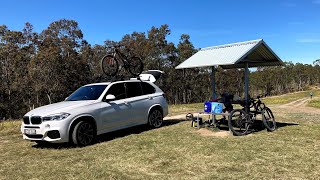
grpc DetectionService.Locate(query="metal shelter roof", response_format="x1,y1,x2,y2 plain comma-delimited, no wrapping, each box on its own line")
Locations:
175,39,284,69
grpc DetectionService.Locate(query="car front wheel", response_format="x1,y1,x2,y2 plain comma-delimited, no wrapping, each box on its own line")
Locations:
72,121,95,146
148,109,163,128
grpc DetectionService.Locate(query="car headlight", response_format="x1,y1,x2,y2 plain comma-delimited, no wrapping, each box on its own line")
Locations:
42,113,70,121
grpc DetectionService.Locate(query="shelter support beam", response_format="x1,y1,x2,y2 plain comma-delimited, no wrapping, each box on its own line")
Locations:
211,66,217,125
244,63,249,105
211,66,216,100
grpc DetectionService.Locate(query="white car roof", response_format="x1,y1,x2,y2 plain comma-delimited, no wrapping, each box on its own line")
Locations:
84,79,154,87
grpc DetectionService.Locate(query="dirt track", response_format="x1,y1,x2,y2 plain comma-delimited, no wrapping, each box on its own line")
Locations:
278,97,320,114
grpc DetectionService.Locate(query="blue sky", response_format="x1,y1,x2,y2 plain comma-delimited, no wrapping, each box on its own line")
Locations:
1,0,320,64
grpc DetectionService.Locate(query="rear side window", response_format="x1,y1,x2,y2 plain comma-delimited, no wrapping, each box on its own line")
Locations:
141,82,156,95
106,83,126,100
126,82,143,98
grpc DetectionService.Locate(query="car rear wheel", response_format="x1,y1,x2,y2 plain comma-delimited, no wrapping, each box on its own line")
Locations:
148,109,163,128
72,121,96,146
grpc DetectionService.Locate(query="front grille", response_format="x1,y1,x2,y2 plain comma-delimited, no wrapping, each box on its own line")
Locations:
31,116,42,124
23,116,30,124
25,134,43,139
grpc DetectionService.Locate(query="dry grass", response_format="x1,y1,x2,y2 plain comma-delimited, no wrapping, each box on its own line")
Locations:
262,90,319,105
168,103,203,115
308,99,320,109
1,98,320,179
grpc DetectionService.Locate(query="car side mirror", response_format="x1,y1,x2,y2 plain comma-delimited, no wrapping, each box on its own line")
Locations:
105,94,116,102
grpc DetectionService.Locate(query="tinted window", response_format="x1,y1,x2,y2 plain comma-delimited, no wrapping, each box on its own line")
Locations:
126,82,143,98
106,83,126,100
141,82,156,95
66,85,107,101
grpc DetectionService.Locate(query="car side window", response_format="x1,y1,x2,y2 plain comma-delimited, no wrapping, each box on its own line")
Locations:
125,82,143,98
141,82,156,95
105,83,126,100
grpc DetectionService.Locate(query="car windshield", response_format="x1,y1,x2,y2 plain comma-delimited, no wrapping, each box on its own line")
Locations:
66,85,108,101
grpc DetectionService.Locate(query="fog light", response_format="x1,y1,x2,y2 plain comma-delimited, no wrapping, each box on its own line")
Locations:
47,130,60,139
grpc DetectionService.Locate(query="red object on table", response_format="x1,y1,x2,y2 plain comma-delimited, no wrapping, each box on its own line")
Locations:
211,98,219,102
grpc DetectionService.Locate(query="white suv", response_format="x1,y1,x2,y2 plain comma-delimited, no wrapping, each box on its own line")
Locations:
21,77,168,146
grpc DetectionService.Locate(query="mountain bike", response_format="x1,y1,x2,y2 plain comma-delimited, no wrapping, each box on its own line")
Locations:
101,45,143,77
228,96,276,136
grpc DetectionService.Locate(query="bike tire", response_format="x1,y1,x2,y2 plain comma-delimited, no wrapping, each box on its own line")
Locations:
258,103,266,112
128,56,143,77
228,109,250,136
262,107,276,132
101,55,119,77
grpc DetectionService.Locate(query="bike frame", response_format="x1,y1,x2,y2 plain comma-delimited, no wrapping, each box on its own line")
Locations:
243,97,265,124
112,47,138,72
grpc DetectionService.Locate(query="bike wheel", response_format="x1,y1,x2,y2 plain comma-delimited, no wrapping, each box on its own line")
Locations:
101,55,119,77
128,56,143,77
228,109,250,136
262,107,276,132
258,103,266,112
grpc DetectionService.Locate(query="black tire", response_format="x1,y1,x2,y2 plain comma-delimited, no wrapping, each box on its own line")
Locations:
228,109,250,136
148,109,163,128
186,113,193,121
262,107,276,132
101,55,119,77
72,121,96,146
128,56,143,77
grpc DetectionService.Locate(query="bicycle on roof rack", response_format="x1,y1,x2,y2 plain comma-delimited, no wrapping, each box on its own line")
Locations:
101,45,143,77
228,96,276,136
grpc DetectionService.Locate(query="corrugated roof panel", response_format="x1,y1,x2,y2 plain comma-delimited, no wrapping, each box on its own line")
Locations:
175,39,283,69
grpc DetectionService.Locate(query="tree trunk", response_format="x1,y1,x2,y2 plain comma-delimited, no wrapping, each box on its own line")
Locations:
47,93,52,104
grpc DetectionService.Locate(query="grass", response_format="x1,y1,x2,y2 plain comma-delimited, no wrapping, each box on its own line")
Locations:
308,99,320,108
262,89,320,105
0,120,21,135
1,96,320,179
168,103,203,115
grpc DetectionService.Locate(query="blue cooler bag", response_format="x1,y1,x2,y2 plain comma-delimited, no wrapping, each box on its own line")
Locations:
204,102,212,113
211,102,223,113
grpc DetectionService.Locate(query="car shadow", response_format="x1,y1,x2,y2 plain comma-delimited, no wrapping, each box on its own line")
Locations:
31,119,184,149
96,119,183,143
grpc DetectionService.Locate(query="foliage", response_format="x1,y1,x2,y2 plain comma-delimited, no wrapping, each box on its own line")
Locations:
1,19,320,119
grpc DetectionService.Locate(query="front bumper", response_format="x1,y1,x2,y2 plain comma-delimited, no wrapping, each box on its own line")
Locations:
21,119,70,143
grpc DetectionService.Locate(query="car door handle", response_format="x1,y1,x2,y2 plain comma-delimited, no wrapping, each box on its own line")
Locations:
148,96,153,100
124,101,129,105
